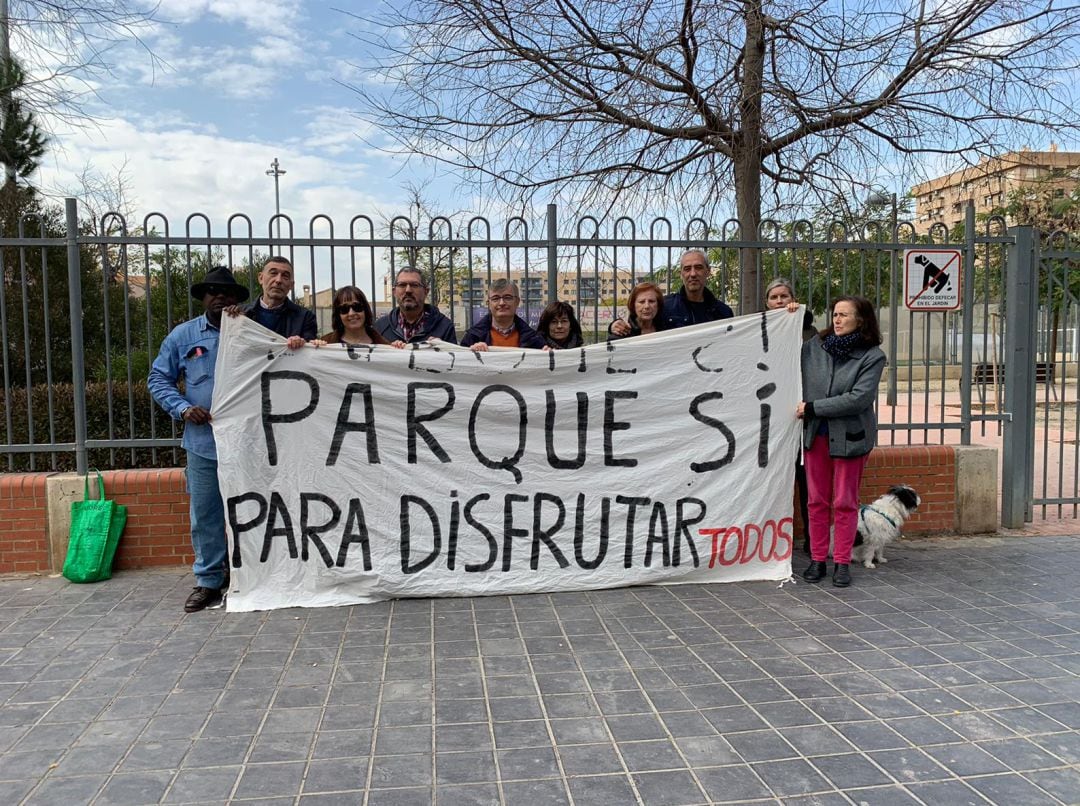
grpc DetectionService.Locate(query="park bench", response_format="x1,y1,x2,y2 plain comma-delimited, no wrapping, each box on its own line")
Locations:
970,361,1056,401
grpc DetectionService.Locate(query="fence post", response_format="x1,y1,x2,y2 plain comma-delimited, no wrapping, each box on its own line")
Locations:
546,203,557,304
1000,225,1037,527
65,197,88,475
959,201,975,445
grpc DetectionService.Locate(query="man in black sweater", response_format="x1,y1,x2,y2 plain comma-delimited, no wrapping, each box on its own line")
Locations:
240,256,318,344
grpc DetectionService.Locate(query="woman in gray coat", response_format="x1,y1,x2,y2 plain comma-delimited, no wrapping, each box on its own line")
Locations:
796,296,886,588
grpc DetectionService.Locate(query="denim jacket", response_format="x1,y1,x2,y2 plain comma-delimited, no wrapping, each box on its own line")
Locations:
148,315,221,459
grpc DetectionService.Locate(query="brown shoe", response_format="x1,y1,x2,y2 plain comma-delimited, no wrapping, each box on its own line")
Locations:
184,586,223,613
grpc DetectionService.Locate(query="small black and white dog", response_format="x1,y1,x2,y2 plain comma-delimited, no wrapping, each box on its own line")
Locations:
851,484,921,569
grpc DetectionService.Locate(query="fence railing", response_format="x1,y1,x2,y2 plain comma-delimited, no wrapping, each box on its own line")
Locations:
2,198,1013,474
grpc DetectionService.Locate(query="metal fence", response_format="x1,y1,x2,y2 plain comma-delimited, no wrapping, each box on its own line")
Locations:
1008,230,1080,522
0,197,1029,511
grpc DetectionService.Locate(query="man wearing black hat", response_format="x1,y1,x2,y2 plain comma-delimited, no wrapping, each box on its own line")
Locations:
149,266,248,613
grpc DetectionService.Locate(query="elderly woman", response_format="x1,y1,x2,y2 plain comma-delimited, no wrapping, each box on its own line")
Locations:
797,295,886,588
765,278,817,553
611,282,668,339
538,301,584,349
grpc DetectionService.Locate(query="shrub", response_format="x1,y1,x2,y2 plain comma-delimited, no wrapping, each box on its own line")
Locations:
0,380,186,472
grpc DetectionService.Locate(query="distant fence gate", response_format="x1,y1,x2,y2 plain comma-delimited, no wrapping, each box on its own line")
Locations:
0,199,1074,527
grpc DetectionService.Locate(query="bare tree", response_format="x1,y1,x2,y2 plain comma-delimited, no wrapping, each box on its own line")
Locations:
383,183,485,308
350,0,1080,311
2,0,159,128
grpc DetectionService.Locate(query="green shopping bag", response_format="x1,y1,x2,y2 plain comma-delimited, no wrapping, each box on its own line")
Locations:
61,472,127,583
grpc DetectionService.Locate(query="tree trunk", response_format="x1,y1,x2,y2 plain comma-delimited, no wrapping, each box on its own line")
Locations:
736,1,765,314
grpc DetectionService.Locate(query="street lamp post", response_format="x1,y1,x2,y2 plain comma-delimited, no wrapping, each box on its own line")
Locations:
868,190,899,407
266,157,286,241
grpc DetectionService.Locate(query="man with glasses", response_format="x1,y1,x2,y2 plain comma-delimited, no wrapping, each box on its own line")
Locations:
375,267,458,346
149,267,248,613
461,278,546,351
610,249,734,336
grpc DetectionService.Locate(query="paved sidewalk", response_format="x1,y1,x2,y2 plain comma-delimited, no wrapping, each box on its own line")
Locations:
1,535,1080,805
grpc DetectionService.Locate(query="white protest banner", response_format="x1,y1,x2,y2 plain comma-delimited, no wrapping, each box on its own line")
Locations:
212,309,805,611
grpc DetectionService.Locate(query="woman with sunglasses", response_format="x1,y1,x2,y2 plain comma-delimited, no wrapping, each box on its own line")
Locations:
319,286,392,347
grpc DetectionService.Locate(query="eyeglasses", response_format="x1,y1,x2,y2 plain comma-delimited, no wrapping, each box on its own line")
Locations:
489,295,518,304
204,285,235,296
395,282,423,290
337,302,366,315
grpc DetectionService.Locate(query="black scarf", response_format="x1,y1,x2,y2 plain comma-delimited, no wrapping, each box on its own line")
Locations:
821,332,862,359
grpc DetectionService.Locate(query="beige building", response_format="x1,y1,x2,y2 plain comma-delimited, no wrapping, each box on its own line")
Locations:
380,269,649,309
911,146,1080,229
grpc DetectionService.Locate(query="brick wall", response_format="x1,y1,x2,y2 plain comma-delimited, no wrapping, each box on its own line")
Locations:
0,473,51,573
864,445,955,532
793,445,956,537
102,469,193,571
2,446,960,575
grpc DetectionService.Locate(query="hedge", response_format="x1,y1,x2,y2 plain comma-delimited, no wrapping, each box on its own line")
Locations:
0,381,186,472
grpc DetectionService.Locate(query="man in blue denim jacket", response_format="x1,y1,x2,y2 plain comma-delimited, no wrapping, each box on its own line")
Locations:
148,267,248,612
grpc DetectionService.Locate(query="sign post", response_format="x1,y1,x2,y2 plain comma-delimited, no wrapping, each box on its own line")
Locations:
903,248,962,311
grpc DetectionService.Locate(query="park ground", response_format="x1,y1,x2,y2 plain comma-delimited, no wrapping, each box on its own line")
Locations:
1,532,1079,805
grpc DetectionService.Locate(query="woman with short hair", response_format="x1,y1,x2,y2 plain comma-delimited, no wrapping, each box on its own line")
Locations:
765,277,817,553
538,301,584,349
611,282,668,339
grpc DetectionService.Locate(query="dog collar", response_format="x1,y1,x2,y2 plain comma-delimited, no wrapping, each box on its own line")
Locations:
860,504,899,530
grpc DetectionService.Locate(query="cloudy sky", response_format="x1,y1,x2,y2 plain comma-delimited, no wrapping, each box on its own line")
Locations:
33,1,459,235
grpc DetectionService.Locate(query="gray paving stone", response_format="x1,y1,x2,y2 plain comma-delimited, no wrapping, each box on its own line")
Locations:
631,769,710,805
867,746,952,784
495,746,562,780
163,766,241,803
233,762,306,799
434,750,497,785
923,742,1011,776
565,773,638,804
696,764,773,803
752,757,833,798
809,752,893,789
96,770,173,806
23,773,106,805
966,773,1061,806
248,731,316,763
303,757,368,793
311,728,371,760
437,782,502,806
726,729,799,762
1027,767,1080,803
1,541,1079,804
366,786,433,806
557,742,624,775
370,753,434,789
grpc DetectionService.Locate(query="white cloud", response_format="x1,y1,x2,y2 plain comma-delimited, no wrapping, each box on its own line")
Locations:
37,114,388,228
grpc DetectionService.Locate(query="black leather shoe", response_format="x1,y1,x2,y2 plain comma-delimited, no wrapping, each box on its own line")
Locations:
832,563,852,588
184,586,223,613
802,561,827,583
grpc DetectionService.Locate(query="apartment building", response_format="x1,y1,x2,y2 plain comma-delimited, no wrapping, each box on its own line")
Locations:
381,269,647,308
911,146,1080,229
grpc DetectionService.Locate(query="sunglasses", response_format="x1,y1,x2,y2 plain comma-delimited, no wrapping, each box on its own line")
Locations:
204,285,237,296
337,302,366,315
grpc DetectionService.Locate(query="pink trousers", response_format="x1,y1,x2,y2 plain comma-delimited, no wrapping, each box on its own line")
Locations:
804,434,869,564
